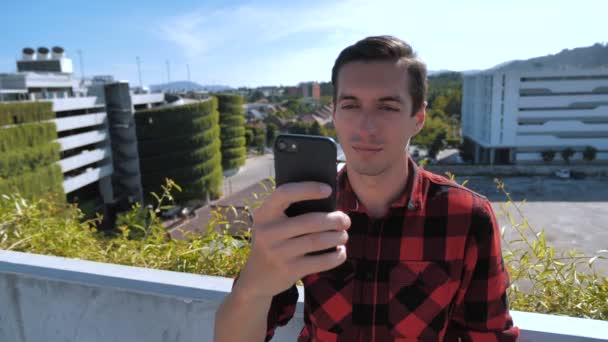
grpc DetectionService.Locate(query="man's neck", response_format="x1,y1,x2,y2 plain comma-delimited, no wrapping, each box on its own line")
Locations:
347,154,409,219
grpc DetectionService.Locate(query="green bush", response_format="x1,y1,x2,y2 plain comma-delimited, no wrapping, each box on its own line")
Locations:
0,142,60,178
0,102,54,126
0,179,253,277
0,164,64,200
217,94,246,171
0,122,58,152
137,100,223,202
444,173,607,320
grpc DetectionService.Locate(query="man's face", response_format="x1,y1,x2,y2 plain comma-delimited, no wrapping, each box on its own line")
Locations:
333,60,425,177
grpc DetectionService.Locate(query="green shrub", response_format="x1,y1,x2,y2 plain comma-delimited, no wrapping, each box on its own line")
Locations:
541,150,556,163
0,102,54,126
0,142,60,178
445,172,607,320
0,179,252,276
217,94,246,171
0,164,64,200
137,100,223,202
0,122,58,152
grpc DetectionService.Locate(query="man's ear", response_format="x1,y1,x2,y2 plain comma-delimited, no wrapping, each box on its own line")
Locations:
414,101,427,134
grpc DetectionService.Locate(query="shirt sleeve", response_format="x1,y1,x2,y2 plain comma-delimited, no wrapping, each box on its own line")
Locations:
446,197,520,341
231,273,299,341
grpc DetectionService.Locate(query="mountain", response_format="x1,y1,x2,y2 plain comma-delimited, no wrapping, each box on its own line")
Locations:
490,42,608,71
149,81,232,92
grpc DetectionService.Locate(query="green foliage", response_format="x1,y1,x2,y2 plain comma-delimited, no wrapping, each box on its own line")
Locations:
493,178,607,320
0,164,64,200
583,146,598,162
443,173,608,321
3,176,607,321
246,124,265,154
0,142,60,178
412,115,449,155
0,102,54,126
541,150,556,163
309,121,327,136
266,123,279,147
217,94,247,171
0,179,253,278
561,147,575,164
0,122,58,152
136,100,223,202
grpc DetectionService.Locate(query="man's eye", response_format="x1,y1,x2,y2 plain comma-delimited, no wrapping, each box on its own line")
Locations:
341,104,357,110
380,106,399,112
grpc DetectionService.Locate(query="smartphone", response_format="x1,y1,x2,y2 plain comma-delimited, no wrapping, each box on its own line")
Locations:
273,133,338,256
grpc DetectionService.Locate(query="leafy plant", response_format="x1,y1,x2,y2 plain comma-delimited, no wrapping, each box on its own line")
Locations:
446,172,607,320
541,150,556,163
583,146,598,162
561,147,575,164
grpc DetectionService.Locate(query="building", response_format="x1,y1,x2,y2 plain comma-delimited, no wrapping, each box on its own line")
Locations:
0,47,167,223
299,81,320,99
461,67,608,164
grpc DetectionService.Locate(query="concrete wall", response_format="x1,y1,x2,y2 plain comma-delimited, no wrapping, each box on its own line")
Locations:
426,164,608,177
1,250,607,342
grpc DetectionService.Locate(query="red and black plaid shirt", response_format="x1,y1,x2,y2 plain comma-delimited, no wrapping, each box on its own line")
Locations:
232,157,520,341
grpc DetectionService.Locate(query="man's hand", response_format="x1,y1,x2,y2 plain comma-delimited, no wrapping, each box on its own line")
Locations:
233,181,351,300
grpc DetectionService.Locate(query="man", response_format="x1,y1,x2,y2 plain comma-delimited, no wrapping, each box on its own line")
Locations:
215,35,519,341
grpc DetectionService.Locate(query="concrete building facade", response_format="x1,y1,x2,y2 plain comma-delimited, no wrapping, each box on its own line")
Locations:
461,68,608,164
0,47,166,221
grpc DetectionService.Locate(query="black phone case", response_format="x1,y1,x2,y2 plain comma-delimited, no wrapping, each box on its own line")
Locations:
274,134,338,255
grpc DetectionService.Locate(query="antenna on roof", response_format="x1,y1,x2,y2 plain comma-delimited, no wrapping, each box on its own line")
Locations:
77,49,85,84
136,56,143,88
166,60,171,83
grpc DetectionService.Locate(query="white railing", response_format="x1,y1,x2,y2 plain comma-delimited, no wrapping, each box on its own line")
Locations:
1,250,607,342
56,128,108,152
52,112,107,132
50,96,104,112
62,164,113,194
57,147,111,173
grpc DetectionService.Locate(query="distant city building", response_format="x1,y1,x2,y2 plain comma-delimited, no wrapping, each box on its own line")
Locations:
299,81,320,99
0,47,168,225
461,67,608,164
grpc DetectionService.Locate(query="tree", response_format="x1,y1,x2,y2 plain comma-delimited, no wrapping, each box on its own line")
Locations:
541,150,556,163
309,121,327,136
411,116,449,153
582,146,597,162
320,96,333,106
428,131,447,160
266,123,279,147
561,148,575,164
288,122,310,135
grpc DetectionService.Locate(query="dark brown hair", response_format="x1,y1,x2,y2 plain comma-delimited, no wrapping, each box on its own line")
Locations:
331,35,427,116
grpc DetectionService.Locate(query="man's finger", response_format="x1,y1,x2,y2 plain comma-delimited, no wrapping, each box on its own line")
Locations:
289,245,348,278
255,181,332,222
265,211,351,242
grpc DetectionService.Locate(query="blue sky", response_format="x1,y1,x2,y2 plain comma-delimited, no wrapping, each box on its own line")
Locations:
1,0,605,88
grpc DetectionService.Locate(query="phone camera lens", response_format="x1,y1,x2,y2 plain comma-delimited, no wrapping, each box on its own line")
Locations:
277,140,287,151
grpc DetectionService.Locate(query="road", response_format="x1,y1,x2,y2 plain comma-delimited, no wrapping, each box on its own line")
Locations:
222,154,275,196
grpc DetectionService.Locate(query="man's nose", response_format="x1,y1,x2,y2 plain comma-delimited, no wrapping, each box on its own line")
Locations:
357,112,378,134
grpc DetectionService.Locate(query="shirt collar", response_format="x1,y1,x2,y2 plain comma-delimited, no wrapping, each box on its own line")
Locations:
337,155,422,214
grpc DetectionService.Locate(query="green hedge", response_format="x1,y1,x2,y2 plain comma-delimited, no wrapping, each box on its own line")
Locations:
0,164,64,200
217,95,246,171
0,142,61,178
137,100,223,202
0,102,54,126
221,136,246,149
0,122,58,152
